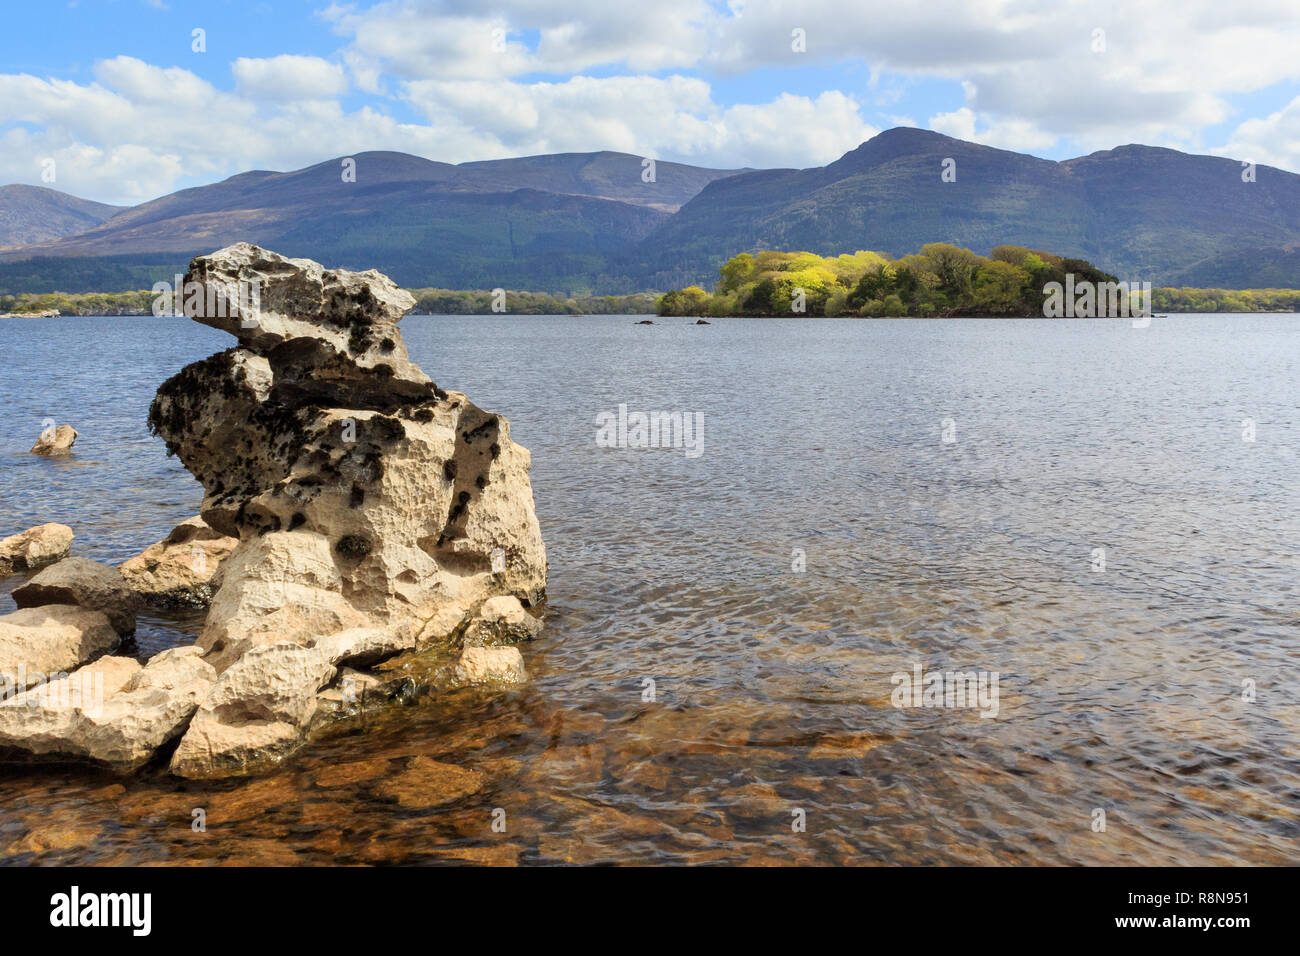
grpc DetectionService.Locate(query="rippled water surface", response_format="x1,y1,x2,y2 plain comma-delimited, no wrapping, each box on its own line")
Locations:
1,313,1297,865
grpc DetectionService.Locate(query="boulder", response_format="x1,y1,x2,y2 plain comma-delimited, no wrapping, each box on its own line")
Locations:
11,557,137,635
0,523,73,577
30,424,77,456
147,244,547,777
0,605,118,697
118,515,238,606
0,646,217,771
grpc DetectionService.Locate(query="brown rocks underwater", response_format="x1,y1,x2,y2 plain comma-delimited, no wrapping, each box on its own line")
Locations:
0,243,547,778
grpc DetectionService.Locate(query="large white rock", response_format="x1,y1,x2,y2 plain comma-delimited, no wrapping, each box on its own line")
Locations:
147,244,548,777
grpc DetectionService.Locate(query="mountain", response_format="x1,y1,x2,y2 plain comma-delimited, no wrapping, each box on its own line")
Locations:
4,132,1300,294
1163,242,1300,288
0,151,744,292
628,128,1300,289
0,185,125,247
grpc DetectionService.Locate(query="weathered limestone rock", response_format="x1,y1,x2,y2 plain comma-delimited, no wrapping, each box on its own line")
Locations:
0,605,118,696
11,558,137,635
30,425,77,456
0,647,216,771
118,516,237,606
451,645,528,687
0,523,73,577
147,243,547,777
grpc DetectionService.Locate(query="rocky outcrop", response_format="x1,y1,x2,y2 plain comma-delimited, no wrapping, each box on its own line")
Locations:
0,647,216,771
0,523,73,577
118,516,237,606
146,243,547,777
11,558,137,635
30,425,77,456
0,606,118,696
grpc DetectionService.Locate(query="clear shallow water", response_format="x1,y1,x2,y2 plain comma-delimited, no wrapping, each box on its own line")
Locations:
0,313,1297,865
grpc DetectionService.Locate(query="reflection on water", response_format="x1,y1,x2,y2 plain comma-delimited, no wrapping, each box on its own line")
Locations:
0,314,1297,865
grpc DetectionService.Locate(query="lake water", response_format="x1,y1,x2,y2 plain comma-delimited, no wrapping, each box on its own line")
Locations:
0,313,1297,865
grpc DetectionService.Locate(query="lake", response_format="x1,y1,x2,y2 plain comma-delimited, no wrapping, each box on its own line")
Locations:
0,313,1297,864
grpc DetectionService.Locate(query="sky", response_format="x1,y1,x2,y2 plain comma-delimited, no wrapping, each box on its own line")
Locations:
3,0,1300,205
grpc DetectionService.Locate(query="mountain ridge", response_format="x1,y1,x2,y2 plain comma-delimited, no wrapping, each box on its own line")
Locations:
3,130,1299,293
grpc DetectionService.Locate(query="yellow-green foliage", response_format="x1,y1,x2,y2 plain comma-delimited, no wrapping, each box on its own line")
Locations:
1151,287,1300,312
659,245,1063,317
655,244,1198,318
0,290,156,315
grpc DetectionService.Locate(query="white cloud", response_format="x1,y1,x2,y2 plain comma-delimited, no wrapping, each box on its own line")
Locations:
233,55,349,100
1216,94,1300,173
324,0,713,78
4,0,1300,204
403,76,876,168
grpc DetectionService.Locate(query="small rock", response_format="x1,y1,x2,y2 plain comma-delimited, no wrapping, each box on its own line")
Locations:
452,645,527,687
11,557,137,635
463,595,542,646
118,516,237,606
0,523,73,577
636,319,654,324
695,319,710,324
30,425,77,457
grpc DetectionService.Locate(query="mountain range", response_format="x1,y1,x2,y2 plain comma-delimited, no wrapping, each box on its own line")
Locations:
3,129,1298,294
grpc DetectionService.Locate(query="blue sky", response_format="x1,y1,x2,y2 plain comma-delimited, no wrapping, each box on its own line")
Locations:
4,0,1300,204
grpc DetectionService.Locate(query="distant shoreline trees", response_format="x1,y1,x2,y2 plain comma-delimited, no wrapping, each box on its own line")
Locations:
656,245,1300,317
659,244,1137,317
4,258,1300,317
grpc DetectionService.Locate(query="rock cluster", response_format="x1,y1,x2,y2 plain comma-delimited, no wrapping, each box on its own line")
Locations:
1,244,547,776
155,243,545,776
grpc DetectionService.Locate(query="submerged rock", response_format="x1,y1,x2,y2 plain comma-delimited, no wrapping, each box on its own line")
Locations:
0,523,73,577
452,645,528,687
372,756,484,808
11,557,137,635
30,425,77,457
118,515,238,607
145,243,547,777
